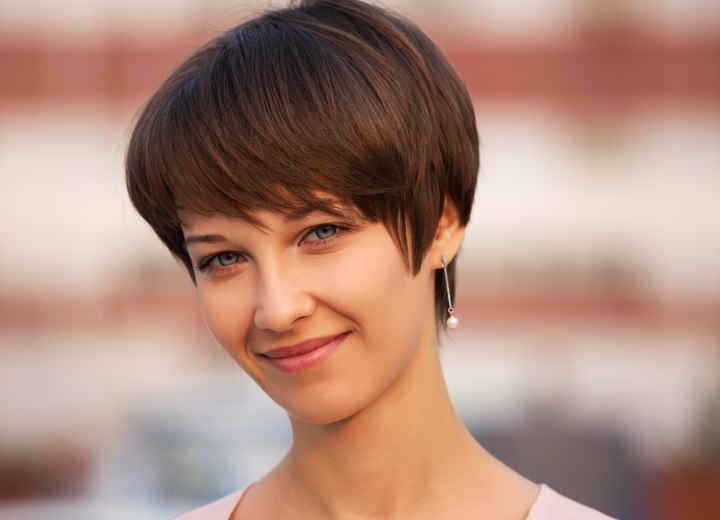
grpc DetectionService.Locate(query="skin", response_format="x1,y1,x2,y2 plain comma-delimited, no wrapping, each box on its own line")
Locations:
182,200,539,519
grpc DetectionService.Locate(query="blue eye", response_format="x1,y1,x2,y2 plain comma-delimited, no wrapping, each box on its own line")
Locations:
216,252,239,266
194,251,244,275
312,224,337,240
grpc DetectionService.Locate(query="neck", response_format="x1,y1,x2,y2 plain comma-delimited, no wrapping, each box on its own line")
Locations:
278,336,488,518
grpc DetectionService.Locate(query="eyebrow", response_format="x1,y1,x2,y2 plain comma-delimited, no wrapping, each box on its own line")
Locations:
283,208,313,223
183,234,227,249
283,204,355,223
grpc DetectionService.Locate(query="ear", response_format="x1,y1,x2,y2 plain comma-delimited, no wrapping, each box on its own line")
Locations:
427,196,465,269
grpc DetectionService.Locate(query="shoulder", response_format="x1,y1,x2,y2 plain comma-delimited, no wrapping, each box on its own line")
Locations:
173,488,247,520
526,485,617,520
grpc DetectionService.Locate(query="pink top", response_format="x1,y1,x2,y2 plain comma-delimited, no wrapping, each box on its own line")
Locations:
174,484,616,519
174,488,246,520
526,486,616,520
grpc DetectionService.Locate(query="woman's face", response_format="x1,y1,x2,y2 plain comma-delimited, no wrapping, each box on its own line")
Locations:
182,204,439,425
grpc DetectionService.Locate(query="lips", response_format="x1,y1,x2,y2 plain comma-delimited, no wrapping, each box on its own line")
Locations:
261,332,350,373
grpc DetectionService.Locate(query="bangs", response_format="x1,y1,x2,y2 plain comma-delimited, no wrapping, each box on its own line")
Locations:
128,9,437,244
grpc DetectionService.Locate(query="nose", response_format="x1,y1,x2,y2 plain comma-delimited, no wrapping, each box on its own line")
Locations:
253,259,316,332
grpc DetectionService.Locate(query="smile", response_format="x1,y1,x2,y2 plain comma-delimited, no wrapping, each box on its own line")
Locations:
261,332,350,373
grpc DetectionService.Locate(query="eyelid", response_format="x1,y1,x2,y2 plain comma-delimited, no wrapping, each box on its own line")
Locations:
194,250,243,271
299,223,351,246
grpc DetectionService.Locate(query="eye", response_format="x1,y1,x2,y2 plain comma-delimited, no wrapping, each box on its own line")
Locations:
193,250,245,276
300,223,349,249
299,222,353,250
215,252,240,266
311,224,338,240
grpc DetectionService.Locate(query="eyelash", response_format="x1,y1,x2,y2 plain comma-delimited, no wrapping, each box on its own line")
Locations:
194,223,351,275
300,223,349,248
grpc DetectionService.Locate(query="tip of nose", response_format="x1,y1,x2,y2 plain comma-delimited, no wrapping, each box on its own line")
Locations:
254,299,316,332
253,268,317,332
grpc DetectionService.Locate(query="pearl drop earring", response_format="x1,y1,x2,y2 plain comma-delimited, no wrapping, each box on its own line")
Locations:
441,255,459,329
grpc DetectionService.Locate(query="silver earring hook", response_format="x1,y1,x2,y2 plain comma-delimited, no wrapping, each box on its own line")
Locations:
441,255,459,329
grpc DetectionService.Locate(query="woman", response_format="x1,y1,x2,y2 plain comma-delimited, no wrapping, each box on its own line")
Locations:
126,1,615,518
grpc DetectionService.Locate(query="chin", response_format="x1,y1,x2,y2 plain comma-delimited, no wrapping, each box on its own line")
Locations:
288,408,352,426
278,387,374,427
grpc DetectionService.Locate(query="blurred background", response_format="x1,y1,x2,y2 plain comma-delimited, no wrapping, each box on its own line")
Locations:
1,0,719,518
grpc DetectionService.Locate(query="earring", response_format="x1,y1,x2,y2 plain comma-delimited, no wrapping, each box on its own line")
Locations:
441,254,459,329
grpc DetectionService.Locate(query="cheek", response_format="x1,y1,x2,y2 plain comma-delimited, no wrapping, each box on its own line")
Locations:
197,283,254,356
311,246,429,333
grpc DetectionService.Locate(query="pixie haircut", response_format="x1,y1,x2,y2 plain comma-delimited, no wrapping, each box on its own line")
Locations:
126,0,479,327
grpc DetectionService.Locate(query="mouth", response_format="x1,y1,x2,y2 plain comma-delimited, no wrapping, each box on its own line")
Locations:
261,332,350,373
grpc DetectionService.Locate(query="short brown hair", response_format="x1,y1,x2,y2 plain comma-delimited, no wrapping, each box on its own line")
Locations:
126,0,478,327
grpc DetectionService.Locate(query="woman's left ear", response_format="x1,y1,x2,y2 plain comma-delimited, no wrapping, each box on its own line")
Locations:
428,196,465,269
